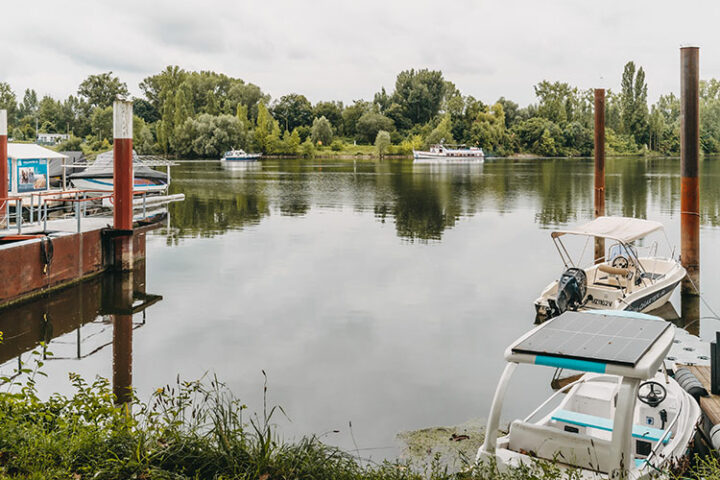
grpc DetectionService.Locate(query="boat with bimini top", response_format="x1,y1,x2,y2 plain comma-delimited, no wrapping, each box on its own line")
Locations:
477,310,701,479
534,216,686,320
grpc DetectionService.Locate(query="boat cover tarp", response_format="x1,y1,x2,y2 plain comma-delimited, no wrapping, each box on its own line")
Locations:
7,143,68,160
68,150,167,181
551,216,664,244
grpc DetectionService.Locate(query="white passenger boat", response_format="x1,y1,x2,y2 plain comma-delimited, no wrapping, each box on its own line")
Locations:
221,149,262,161
413,144,484,163
478,310,701,479
535,217,686,319
68,151,169,193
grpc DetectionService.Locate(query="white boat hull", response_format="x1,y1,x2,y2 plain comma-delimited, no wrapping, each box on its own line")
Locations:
480,372,701,479
413,152,484,163
221,154,262,161
535,258,686,319
71,177,168,193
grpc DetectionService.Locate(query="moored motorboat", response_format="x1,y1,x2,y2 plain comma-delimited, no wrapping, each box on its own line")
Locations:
477,310,701,479
68,151,169,193
413,144,484,163
221,149,262,161
535,217,686,320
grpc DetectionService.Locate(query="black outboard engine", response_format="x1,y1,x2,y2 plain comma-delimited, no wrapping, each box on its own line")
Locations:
548,268,587,317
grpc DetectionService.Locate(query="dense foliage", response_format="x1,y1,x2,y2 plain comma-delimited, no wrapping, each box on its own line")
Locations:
4,61,720,157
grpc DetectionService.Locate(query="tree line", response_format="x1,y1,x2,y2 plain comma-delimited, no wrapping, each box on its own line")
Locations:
2,62,720,158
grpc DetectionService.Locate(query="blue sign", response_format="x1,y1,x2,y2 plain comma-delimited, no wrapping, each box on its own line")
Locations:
16,158,48,193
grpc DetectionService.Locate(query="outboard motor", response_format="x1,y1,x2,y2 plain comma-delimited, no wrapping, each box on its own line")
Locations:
548,268,587,317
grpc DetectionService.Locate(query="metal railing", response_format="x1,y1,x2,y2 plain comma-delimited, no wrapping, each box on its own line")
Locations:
0,196,24,234
2,189,155,235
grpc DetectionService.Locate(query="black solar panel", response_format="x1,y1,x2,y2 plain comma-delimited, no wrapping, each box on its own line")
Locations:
512,311,670,366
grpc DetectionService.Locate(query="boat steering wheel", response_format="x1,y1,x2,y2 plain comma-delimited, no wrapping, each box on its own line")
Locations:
637,381,667,407
611,255,630,269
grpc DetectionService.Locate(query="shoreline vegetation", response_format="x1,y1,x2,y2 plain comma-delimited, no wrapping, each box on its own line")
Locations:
0,366,717,479
4,62,720,161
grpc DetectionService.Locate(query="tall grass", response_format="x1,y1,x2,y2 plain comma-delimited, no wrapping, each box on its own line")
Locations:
0,363,703,479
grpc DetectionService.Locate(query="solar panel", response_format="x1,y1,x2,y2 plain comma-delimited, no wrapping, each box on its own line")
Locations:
512,311,670,366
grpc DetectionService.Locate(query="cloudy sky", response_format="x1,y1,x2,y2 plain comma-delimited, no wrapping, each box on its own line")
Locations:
3,0,719,106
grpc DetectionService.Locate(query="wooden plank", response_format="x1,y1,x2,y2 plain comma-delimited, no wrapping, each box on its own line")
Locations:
680,364,720,425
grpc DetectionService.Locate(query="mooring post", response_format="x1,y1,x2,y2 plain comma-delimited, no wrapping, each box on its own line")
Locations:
113,100,134,271
594,89,606,264
0,109,7,229
681,46,700,295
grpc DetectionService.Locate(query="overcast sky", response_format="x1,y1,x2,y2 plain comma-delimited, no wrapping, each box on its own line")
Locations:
3,0,719,107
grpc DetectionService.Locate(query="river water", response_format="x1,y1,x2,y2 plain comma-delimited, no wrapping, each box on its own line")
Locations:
2,157,720,459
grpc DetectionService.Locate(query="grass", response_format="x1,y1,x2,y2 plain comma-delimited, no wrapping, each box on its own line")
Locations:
0,361,707,480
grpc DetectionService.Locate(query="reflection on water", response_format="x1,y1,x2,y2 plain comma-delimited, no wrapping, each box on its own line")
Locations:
166,157,720,243
2,156,720,459
0,262,161,404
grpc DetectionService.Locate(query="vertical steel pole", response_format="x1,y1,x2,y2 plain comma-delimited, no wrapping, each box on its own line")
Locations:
681,46,700,295
0,110,7,229
113,100,134,270
594,89,606,264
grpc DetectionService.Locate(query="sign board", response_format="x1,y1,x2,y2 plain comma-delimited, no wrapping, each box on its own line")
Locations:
15,158,48,193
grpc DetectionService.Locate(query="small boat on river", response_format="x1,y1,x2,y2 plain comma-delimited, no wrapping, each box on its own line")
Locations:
477,310,701,479
221,149,262,161
535,217,686,320
68,150,169,193
413,144,484,163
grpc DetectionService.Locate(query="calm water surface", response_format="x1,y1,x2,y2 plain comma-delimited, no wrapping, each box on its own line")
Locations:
3,157,720,458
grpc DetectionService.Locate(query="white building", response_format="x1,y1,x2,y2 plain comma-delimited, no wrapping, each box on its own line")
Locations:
37,133,69,145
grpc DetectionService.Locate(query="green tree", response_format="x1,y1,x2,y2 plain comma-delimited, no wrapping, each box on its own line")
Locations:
313,101,343,133
310,116,333,145
425,114,454,146
254,103,281,154
391,69,446,125
77,72,129,108
271,94,313,132
341,100,370,137
356,112,394,143
0,82,17,123
533,81,577,125
18,89,38,119
619,61,649,146
90,106,113,141
469,103,507,153
375,130,391,159
281,128,302,155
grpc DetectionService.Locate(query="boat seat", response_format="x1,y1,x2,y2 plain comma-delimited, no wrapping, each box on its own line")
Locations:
551,409,670,444
508,420,613,473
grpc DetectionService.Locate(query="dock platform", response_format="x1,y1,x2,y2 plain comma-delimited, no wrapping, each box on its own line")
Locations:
678,364,720,425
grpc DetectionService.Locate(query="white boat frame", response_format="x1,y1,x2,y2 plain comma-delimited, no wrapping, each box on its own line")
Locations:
535,217,686,318
477,310,701,479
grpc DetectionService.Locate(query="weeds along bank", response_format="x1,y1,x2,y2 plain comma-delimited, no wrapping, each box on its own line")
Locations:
1,368,718,480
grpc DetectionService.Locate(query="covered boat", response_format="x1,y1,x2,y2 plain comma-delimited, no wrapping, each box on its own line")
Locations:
535,217,686,319
68,150,169,193
477,310,701,479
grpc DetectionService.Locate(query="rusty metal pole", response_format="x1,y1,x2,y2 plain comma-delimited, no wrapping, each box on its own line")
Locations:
113,100,134,270
681,47,700,295
594,89,606,263
0,110,7,229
